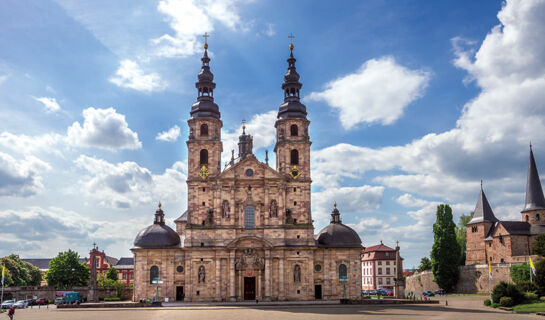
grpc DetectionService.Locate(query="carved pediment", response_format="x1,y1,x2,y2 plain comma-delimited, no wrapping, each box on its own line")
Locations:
217,155,286,180
234,248,265,271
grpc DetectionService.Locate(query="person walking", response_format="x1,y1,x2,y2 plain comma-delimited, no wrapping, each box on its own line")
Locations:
7,305,15,320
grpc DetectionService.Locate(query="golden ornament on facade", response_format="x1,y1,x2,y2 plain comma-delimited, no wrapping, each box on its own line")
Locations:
199,165,209,180
289,165,301,179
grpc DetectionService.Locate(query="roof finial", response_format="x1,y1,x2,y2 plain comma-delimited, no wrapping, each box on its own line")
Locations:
158,202,162,209
242,119,246,134
288,32,295,51
203,32,209,50
530,141,533,151
396,240,399,247
380,240,383,245
265,149,269,165
481,179,483,190
334,201,337,208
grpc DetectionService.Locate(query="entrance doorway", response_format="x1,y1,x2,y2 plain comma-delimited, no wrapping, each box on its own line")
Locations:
244,277,256,300
314,284,322,300
176,286,184,301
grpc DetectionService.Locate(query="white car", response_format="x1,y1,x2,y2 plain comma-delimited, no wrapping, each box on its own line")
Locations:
1,300,15,309
13,300,28,309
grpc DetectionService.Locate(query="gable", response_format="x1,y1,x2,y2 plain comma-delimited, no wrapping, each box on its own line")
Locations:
216,155,286,180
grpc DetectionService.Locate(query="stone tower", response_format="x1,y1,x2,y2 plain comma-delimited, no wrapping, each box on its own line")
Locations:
465,186,499,264
186,39,223,226
521,146,545,226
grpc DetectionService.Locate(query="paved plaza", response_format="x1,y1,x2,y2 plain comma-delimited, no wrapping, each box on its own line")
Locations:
5,296,544,320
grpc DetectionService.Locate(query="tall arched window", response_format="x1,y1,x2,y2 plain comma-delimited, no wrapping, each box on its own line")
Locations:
150,266,159,284
200,149,208,165
339,264,347,280
244,205,255,229
200,123,208,136
290,124,298,136
290,149,299,165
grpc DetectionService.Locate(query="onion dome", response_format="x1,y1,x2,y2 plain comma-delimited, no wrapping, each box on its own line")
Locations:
277,35,307,119
190,33,220,120
134,203,181,249
522,145,545,212
316,203,362,248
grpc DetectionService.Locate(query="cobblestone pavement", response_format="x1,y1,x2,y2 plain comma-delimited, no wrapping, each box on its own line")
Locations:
7,296,543,320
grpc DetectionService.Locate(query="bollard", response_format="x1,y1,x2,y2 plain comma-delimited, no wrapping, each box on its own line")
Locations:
445,300,448,306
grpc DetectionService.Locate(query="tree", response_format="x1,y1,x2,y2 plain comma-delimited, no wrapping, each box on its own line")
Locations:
431,204,461,291
532,234,545,257
0,254,42,287
455,213,473,265
510,263,531,284
534,259,545,293
418,257,432,272
106,267,118,281
45,250,89,288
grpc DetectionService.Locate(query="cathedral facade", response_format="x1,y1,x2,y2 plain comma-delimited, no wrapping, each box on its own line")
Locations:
131,41,363,302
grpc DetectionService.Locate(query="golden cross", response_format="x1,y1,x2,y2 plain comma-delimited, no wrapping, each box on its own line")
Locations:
203,32,209,44
288,33,295,44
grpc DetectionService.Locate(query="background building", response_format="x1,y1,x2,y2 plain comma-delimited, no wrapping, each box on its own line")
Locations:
361,243,402,290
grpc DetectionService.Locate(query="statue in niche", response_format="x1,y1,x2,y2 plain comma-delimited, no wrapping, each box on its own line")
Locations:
206,208,214,225
198,266,205,283
285,208,295,224
222,200,230,218
294,264,301,283
269,200,278,218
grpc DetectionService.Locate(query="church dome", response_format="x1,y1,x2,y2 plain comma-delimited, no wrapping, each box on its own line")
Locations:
316,204,362,248
134,204,181,249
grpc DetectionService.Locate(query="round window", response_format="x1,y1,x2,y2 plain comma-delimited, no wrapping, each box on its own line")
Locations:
314,264,322,272
245,168,254,177
176,266,184,273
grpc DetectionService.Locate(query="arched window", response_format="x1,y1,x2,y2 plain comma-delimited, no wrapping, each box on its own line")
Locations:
526,215,530,222
200,149,208,165
537,214,540,221
149,266,159,284
339,264,347,280
290,124,298,136
244,205,255,229
200,123,208,136
290,149,299,165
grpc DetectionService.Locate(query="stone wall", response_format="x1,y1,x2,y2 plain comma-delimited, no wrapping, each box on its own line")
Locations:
2,286,133,301
406,263,515,293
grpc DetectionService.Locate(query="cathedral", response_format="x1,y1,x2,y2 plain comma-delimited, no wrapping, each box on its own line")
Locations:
131,40,363,302
466,147,545,265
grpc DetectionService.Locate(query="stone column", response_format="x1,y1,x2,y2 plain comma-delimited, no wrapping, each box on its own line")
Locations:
229,250,236,301
394,243,405,299
264,250,271,301
215,257,221,301
88,247,98,302
264,185,270,225
230,185,236,226
279,250,285,300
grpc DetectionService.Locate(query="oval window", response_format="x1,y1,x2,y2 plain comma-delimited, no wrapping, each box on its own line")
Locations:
314,264,322,272
245,168,254,177
176,266,184,273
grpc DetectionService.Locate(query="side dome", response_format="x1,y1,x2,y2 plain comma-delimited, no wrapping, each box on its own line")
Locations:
134,204,181,249
316,204,362,248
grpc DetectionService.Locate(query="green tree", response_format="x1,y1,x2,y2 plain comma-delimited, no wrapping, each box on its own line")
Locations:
455,213,473,265
532,234,545,257
534,259,545,294
45,250,89,288
418,257,432,272
510,263,531,284
106,267,118,281
0,254,42,286
431,204,461,291
98,273,125,298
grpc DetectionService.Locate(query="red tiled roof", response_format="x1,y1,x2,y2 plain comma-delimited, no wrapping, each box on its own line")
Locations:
363,244,395,253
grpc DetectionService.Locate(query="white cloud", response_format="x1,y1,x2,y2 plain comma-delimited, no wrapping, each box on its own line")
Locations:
221,110,277,163
0,73,9,85
109,59,167,92
67,107,142,151
307,57,430,128
264,23,275,37
156,125,181,142
0,152,51,197
74,155,187,209
34,96,61,113
0,132,64,156
153,0,246,58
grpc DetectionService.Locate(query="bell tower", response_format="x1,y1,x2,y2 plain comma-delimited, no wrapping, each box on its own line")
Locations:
274,35,311,180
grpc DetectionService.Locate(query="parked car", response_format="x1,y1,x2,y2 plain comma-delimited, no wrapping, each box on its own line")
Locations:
422,291,435,297
386,289,394,296
54,297,65,305
13,300,28,309
368,290,377,295
434,289,446,295
25,299,35,306
377,289,388,296
35,298,48,305
361,290,368,296
1,300,16,309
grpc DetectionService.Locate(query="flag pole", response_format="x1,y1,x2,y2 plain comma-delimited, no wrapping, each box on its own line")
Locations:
1,265,4,305
488,261,493,304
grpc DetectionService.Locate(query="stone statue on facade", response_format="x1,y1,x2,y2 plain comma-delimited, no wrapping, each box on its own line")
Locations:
198,266,206,283
294,264,301,283
269,200,278,218
222,200,230,218
206,208,214,225
285,208,295,224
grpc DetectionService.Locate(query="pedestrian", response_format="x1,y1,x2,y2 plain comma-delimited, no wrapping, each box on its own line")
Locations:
181,292,185,301
8,305,15,320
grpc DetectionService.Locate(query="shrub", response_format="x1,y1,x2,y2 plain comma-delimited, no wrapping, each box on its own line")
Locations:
492,281,524,305
524,292,539,302
510,263,531,284
104,297,121,301
483,298,491,306
516,280,538,293
499,296,514,307
490,302,500,308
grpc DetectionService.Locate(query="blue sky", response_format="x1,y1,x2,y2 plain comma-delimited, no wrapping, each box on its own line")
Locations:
1,0,544,268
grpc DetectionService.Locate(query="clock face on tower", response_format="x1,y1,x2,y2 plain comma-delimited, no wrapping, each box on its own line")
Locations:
199,165,209,180
289,165,301,179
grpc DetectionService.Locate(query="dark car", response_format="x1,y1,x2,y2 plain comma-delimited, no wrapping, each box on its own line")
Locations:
368,290,377,295
434,289,446,295
35,298,48,305
423,291,435,297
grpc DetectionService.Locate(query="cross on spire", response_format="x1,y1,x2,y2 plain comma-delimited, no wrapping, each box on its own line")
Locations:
288,33,295,51
203,32,209,50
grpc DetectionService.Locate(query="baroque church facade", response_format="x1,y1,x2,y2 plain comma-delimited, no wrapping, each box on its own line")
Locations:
466,147,545,265
131,41,363,302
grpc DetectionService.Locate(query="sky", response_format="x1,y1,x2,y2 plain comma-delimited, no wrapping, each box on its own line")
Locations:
1,0,544,268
